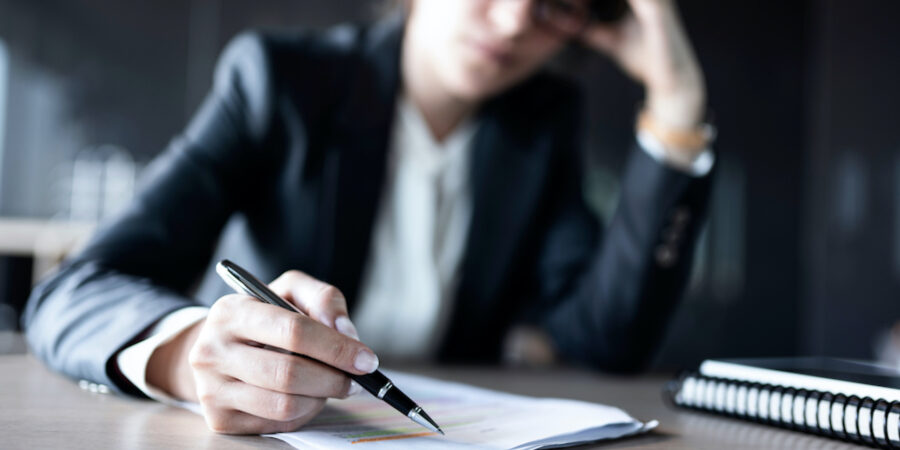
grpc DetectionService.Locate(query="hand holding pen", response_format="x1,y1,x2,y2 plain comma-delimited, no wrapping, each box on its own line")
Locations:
216,260,442,434
145,261,440,435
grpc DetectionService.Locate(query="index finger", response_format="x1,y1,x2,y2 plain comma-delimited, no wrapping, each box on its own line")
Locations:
225,298,379,375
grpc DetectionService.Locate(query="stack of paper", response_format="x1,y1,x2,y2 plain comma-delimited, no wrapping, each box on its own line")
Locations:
267,371,657,449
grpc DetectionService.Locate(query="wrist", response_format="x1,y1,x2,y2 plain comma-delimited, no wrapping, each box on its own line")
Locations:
146,320,203,402
636,107,714,162
646,89,706,130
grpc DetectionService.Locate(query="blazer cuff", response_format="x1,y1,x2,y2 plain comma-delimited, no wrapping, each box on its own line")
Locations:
117,306,208,405
637,131,715,177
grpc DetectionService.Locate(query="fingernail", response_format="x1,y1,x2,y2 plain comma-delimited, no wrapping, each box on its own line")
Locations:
354,349,379,373
335,316,360,340
348,380,362,396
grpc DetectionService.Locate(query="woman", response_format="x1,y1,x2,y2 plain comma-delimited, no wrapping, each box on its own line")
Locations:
25,0,713,434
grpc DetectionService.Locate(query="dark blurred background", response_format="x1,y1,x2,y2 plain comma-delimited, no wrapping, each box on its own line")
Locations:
0,0,898,369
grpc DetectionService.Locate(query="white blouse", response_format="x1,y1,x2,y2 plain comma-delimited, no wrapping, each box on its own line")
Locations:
352,95,479,360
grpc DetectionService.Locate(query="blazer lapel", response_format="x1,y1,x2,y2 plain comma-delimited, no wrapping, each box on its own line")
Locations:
445,95,556,357
323,16,403,301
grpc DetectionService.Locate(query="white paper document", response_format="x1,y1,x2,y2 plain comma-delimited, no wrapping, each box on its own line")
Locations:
267,371,657,449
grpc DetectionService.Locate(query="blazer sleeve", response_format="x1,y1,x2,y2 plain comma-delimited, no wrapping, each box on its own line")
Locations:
21,32,278,394
538,121,713,373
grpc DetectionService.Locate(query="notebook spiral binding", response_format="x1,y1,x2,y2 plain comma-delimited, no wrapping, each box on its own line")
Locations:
665,371,900,448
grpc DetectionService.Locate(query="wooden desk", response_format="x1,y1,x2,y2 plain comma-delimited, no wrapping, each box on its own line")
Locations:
0,334,863,449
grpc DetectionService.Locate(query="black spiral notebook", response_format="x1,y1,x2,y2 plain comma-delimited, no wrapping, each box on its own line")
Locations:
665,357,900,447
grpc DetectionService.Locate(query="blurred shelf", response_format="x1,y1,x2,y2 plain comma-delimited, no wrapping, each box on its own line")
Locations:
0,218,95,283
0,218,94,256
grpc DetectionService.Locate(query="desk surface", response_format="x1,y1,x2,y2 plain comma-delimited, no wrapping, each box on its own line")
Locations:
0,334,863,449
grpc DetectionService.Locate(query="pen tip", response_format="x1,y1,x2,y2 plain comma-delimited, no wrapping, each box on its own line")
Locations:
409,407,443,435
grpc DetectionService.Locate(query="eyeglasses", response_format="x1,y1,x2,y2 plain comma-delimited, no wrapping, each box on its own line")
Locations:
531,0,593,36
529,0,628,36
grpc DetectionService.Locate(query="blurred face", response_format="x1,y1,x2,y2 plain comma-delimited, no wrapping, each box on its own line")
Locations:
405,0,583,102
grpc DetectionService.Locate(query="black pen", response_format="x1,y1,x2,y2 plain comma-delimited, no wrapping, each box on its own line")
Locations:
215,259,443,435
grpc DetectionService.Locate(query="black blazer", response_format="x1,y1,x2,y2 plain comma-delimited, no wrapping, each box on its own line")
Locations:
23,16,711,395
